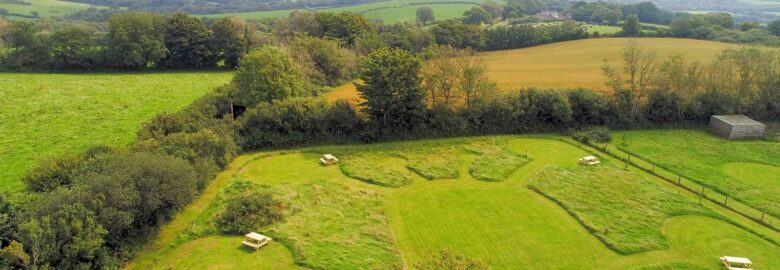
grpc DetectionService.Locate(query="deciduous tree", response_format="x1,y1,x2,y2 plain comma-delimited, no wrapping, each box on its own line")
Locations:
107,12,167,68
232,47,305,107
163,12,211,68
416,6,435,25
210,16,250,67
357,48,427,131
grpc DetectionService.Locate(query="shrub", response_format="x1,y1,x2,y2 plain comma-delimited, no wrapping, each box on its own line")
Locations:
22,153,85,192
215,190,285,234
238,97,329,149
469,146,530,182
571,126,612,144
78,152,199,241
567,89,609,127
161,128,238,169
414,249,488,270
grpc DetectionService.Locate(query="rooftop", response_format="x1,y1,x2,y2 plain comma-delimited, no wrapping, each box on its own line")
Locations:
712,115,765,126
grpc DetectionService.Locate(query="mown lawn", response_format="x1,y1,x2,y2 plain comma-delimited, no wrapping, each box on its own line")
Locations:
127,135,780,270
0,71,233,192
614,129,780,218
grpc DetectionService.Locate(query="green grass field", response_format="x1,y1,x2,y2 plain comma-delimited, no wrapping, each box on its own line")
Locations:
198,0,480,24
326,38,744,103
0,0,102,18
613,129,780,219
0,71,233,192
127,135,780,270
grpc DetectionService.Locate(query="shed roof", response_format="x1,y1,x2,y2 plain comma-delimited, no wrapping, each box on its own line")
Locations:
712,115,765,126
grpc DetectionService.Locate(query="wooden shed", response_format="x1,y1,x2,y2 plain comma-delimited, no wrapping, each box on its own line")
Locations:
708,115,766,140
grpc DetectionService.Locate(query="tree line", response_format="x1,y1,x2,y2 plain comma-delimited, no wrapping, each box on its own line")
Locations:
5,5,780,71
0,10,593,70
0,12,253,69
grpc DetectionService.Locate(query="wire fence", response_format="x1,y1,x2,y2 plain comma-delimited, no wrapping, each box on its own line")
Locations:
564,138,778,232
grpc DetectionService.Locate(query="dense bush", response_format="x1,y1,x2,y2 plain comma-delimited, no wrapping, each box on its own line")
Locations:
430,20,486,50
238,97,366,149
291,37,358,86
22,153,85,192
215,190,285,234
484,21,587,51
571,126,612,144
414,249,488,270
567,89,610,127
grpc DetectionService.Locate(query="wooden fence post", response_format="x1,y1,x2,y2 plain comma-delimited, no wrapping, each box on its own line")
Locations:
761,212,766,223
724,196,728,205
677,175,681,185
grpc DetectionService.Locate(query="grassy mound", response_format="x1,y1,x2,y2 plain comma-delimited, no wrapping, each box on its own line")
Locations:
616,129,780,218
339,154,414,187
0,71,233,192
529,165,714,254
400,146,461,180
468,145,530,182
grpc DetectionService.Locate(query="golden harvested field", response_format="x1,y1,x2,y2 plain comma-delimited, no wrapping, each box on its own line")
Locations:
326,38,745,102
481,38,742,91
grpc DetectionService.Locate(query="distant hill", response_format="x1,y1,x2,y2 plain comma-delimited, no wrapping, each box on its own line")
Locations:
58,0,386,14
587,0,778,22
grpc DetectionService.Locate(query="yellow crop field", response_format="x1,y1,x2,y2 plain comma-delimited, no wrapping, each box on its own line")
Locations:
326,38,747,103
480,38,743,91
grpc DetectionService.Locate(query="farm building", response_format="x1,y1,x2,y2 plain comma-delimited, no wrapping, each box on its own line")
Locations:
708,115,766,140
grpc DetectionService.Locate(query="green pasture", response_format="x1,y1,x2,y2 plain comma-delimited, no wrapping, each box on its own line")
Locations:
614,130,780,218
127,135,780,270
198,0,480,24
0,71,233,192
0,0,102,18
583,24,622,35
